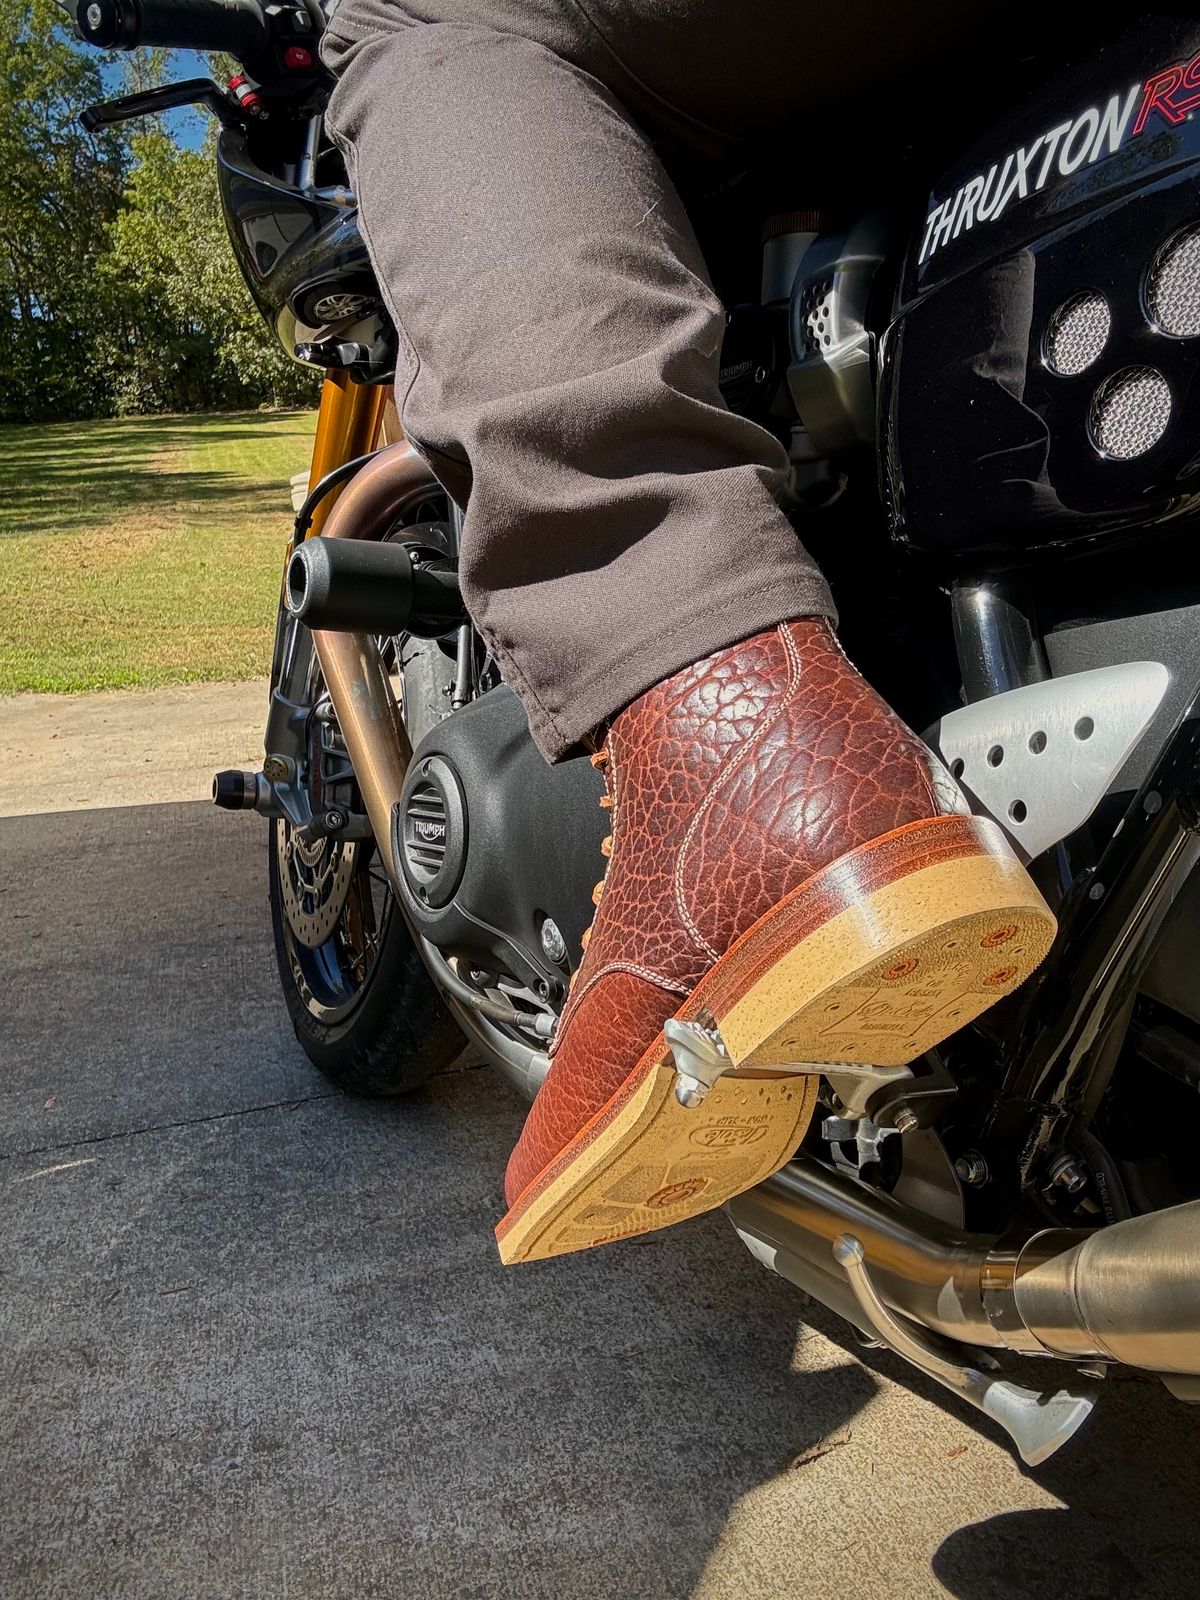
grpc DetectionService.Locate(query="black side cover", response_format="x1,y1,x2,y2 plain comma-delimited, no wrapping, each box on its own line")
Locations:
881,17,1200,557
393,686,607,997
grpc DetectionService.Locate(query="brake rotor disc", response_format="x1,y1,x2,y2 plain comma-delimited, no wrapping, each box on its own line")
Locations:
276,824,359,949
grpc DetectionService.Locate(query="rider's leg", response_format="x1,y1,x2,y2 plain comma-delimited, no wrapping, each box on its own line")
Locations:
322,3,835,762
322,2,1056,1261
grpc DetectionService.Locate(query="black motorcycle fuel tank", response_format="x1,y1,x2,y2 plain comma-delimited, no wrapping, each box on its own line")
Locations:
880,16,1200,558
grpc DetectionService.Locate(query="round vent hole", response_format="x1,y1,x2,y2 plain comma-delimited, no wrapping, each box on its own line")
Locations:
1148,225,1200,337
1029,730,1047,755
987,745,1004,768
1046,291,1111,375
1074,716,1095,741
950,758,965,779
1090,367,1171,459
1009,800,1028,824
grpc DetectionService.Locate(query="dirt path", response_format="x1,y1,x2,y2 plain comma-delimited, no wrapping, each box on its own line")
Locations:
0,680,267,816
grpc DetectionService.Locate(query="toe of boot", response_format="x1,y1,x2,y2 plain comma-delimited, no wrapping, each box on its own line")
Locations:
503,970,685,1207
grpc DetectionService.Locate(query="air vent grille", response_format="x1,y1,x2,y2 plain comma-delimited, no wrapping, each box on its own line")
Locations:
1045,291,1110,376
1090,366,1172,460
1148,226,1200,337
405,781,448,878
396,754,466,912
799,277,835,355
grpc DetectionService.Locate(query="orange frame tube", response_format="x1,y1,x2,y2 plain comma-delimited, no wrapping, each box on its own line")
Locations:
304,371,390,536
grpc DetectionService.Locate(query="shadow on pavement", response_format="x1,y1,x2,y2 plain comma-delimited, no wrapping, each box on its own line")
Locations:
3,800,1198,1600
1,801,873,1600
817,1317,1200,1600
930,1372,1200,1599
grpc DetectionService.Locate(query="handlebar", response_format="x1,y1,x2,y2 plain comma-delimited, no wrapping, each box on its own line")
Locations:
74,0,269,62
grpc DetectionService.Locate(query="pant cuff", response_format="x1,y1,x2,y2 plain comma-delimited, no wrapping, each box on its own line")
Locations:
501,567,837,762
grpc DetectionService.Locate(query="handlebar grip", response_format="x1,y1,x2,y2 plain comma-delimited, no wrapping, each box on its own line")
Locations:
75,0,268,61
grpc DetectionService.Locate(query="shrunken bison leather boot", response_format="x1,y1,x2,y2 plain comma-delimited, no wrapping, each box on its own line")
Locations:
496,620,1056,1264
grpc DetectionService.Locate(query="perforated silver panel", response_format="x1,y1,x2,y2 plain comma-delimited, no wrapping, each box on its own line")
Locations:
1090,366,1172,459
1149,226,1200,337
933,662,1169,861
799,276,835,355
1045,291,1110,375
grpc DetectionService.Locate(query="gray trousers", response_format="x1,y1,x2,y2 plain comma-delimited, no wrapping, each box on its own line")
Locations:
321,2,978,759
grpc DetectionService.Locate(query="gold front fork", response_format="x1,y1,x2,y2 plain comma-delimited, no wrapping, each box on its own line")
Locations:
304,371,390,535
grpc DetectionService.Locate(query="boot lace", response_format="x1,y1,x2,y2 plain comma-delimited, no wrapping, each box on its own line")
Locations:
570,747,612,987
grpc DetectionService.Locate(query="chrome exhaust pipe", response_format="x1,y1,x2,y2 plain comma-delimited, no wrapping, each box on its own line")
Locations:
729,1160,1200,1461
1010,1201,1200,1374
729,1159,1027,1351
729,1160,1200,1382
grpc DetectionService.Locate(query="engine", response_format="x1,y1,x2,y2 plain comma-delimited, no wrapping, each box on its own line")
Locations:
393,686,607,1005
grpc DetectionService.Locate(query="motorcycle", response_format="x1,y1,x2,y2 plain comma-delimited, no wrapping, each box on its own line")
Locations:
71,0,1200,1464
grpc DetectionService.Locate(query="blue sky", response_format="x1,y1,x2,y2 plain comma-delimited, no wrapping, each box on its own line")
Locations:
97,49,211,149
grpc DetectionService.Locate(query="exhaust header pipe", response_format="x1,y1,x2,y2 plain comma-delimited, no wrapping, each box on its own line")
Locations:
728,1160,1200,1375
286,536,465,637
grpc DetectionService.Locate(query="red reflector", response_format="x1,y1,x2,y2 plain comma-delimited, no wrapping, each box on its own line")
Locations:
284,45,313,69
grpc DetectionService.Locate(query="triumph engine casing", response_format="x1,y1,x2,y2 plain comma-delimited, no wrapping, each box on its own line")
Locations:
393,687,607,997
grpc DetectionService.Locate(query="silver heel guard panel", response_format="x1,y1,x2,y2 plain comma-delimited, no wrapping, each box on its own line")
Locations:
932,661,1169,861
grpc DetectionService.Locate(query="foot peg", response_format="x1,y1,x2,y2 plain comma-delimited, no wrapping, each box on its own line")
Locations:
663,1010,731,1106
664,1013,913,1121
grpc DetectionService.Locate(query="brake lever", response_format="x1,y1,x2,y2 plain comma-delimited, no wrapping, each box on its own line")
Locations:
80,77,244,133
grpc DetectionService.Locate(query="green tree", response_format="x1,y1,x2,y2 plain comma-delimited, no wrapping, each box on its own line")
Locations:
101,126,317,414
0,0,128,419
0,4,316,419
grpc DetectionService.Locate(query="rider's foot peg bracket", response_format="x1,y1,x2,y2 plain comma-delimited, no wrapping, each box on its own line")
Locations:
663,1013,912,1120
663,1011,732,1106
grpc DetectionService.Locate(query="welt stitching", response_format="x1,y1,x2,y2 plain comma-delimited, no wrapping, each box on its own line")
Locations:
560,960,691,1023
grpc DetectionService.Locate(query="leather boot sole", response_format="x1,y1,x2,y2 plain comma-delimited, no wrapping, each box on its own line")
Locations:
496,814,1056,1265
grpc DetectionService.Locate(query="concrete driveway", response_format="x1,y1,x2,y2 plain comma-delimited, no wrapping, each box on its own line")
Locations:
2,724,1200,1597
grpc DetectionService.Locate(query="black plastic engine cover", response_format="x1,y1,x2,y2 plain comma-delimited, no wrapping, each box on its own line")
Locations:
881,16,1200,558
393,686,607,997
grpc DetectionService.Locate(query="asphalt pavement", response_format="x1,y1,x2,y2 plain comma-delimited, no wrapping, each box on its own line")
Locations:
3,793,1200,1600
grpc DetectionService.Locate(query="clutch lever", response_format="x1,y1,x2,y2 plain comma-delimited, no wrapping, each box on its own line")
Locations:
80,77,244,133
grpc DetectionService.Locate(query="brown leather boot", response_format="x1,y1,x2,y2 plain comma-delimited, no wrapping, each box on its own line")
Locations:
496,620,1055,1264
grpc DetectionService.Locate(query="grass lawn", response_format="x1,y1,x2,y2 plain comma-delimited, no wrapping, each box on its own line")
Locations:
0,410,317,694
